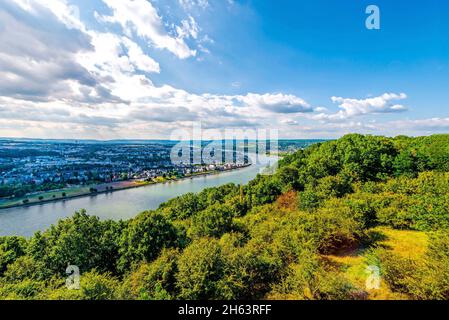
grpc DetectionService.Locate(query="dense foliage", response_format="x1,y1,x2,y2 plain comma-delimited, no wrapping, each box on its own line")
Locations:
1,134,449,300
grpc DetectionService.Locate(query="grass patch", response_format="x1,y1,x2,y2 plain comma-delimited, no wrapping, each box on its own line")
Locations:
323,227,428,300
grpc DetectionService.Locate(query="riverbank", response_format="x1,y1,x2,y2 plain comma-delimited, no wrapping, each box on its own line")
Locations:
0,164,251,210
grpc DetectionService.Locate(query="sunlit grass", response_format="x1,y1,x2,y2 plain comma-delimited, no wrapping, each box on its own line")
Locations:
373,226,428,259
323,226,428,300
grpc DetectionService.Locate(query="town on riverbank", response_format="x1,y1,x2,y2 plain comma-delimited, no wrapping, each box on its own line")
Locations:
0,138,322,210
0,139,253,209
0,162,251,210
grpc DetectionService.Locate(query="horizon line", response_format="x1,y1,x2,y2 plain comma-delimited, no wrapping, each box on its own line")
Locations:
1,133,445,142
0,137,332,143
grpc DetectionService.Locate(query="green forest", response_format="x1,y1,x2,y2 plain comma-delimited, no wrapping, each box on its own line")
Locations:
1,134,449,300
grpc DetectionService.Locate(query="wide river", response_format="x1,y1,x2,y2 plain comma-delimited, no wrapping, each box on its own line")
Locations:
0,156,272,237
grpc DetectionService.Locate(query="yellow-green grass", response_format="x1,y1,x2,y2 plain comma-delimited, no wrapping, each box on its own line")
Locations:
323,227,428,300
373,227,428,259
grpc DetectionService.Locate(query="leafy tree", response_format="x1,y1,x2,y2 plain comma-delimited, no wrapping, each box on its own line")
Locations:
26,211,123,277
46,271,119,300
0,236,27,276
120,248,180,300
1,133,449,300
393,150,417,177
275,165,300,191
176,238,225,299
268,254,354,300
246,175,282,206
118,211,181,272
159,193,203,220
190,203,235,238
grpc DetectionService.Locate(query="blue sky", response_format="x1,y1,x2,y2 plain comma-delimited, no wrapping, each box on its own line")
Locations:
0,0,448,139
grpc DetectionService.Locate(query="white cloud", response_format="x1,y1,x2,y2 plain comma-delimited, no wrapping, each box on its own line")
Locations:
121,37,160,73
388,117,449,131
281,119,299,126
1,1,441,140
331,92,408,117
12,0,85,30
0,1,123,104
176,16,199,40
74,31,163,105
99,0,196,59
310,93,408,122
314,107,328,113
236,93,312,113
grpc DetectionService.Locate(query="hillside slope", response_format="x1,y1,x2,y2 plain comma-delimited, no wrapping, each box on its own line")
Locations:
1,134,449,300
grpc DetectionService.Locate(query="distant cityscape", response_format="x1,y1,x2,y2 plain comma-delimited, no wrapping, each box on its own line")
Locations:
0,139,326,203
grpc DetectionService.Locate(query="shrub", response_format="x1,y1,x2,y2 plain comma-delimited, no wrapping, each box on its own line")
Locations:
0,236,27,276
176,238,225,299
118,211,181,272
268,254,355,300
121,248,180,300
190,203,235,238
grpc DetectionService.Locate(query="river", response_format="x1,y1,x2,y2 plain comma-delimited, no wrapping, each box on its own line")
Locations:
0,156,272,237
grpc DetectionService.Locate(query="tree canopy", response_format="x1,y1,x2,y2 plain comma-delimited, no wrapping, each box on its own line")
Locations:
1,134,449,300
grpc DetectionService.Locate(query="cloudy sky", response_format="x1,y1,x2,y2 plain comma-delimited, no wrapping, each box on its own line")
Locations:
0,0,448,139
